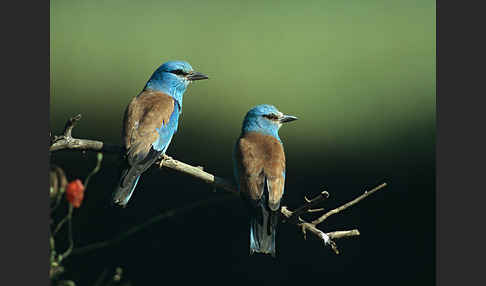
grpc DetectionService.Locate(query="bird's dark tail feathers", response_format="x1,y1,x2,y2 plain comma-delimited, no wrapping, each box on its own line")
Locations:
112,148,161,207
249,192,279,257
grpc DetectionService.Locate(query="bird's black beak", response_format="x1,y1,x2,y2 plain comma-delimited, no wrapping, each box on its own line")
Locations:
187,71,209,81
279,114,298,123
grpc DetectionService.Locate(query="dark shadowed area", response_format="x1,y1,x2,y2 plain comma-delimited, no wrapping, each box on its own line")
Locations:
50,0,435,285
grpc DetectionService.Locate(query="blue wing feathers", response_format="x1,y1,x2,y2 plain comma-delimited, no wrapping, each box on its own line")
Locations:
152,106,180,152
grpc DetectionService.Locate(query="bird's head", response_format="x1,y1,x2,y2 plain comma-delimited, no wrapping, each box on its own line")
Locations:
242,104,298,140
144,60,208,107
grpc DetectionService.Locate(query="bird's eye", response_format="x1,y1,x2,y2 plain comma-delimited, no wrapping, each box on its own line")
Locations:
171,69,187,76
263,114,279,120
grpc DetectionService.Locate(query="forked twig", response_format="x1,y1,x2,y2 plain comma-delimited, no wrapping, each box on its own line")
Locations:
285,190,329,224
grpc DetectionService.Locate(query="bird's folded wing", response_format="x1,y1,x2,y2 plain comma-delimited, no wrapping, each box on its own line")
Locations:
235,136,265,202
122,90,176,164
263,137,286,210
236,132,286,210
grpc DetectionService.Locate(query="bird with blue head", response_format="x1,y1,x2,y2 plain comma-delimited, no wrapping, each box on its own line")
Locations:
233,104,298,257
112,61,208,207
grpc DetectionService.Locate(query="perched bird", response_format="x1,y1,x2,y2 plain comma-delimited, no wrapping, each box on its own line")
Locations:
233,104,298,256
112,61,208,207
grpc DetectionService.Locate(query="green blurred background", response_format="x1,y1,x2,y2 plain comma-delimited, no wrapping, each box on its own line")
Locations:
50,0,435,285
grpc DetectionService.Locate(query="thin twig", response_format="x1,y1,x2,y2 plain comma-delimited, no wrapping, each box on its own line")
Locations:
50,236,56,263
312,183,387,226
83,153,103,189
307,208,326,213
327,229,361,239
57,205,74,263
64,114,82,138
53,213,69,236
51,190,65,214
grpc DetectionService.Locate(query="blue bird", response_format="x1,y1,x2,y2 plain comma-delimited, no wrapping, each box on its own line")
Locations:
233,104,298,256
112,61,208,207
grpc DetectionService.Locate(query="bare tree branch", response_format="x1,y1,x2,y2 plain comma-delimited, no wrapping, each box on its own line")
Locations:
51,114,387,255
280,206,360,254
157,155,237,194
